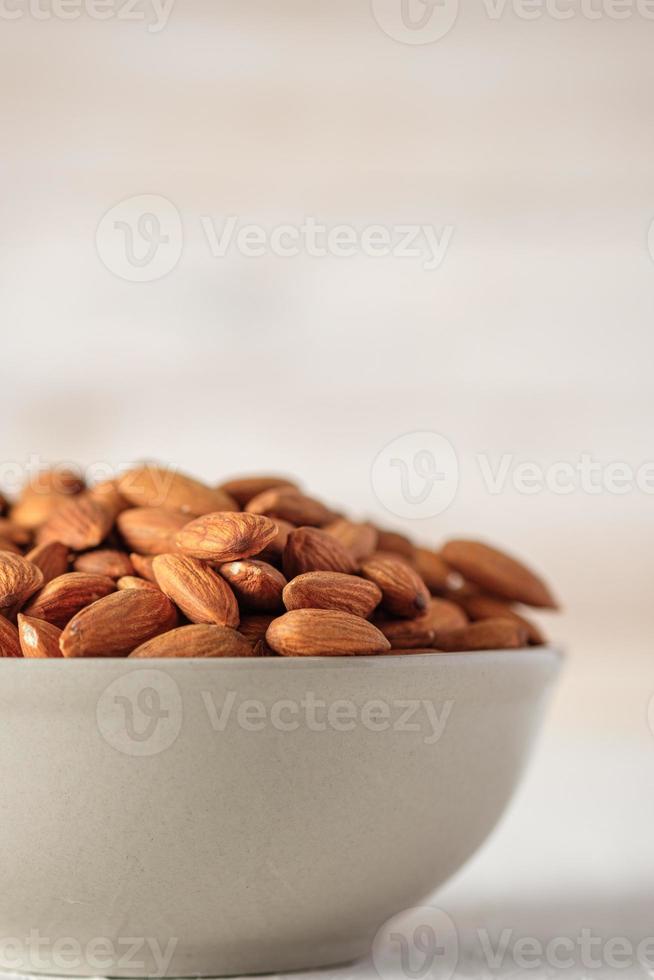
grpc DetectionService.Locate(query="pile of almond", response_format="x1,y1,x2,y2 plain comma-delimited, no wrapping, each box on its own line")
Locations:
0,467,558,659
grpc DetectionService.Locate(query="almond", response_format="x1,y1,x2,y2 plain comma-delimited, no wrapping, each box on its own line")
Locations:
175,511,278,563
10,468,84,530
17,614,63,658
217,475,298,508
238,614,275,645
60,588,178,657
0,518,31,547
378,648,450,656
87,479,130,520
117,507,188,556
37,494,113,551
0,553,44,617
130,624,253,658
267,608,390,656
23,572,117,628
460,595,545,646
433,618,528,652
117,576,160,592
283,527,357,578
0,492,7,516
283,571,382,618
374,528,416,561
246,487,336,527
254,518,294,565
119,466,238,516
0,538,21,554
219,560,286,612
252,637,276,657
360,555,429,618
324,519,378,562
441,540,558,609
25,541,70,585
413,548,453,594
74,549,134,580
152,554,239,626
376,597,467,649
0,615,21,657
130,553,157,582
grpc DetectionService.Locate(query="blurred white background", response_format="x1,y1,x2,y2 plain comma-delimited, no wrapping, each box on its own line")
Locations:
1,0,653,974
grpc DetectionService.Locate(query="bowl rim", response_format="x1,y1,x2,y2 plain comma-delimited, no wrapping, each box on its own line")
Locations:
0,646,564,670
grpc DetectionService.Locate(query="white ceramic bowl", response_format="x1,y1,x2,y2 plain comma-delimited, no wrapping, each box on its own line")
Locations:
0,649,560,978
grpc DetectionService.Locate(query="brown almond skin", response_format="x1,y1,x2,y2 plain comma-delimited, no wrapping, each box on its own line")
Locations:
283,527,357,579
17,614,63,658
413,548,453,594
360,555,430,619
130,624,254,659
87,480,130,520
434,618,528,652
117,507,189,556
37,494,114,551
219,560,287,612
460,595,545,646
374,529,416,561
60,589,178,658
0,538,21,555
378,648,451,656
117,576,160,592
10,469,84,530
130,553,157,582
254,519,295,565
441,540,558,609
267,609,390,657
23,572,117,629
283,572,382,618
238,614,275,645
376,597,468,649
0,615,22,657
153,554,239,627
25,541,70,585
119,466,238,516
324,519,378,562
0,552,44,617
246,488,336,527
0,518,31,547
74,549,134,580
176,512,278,563
217,476,298,508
